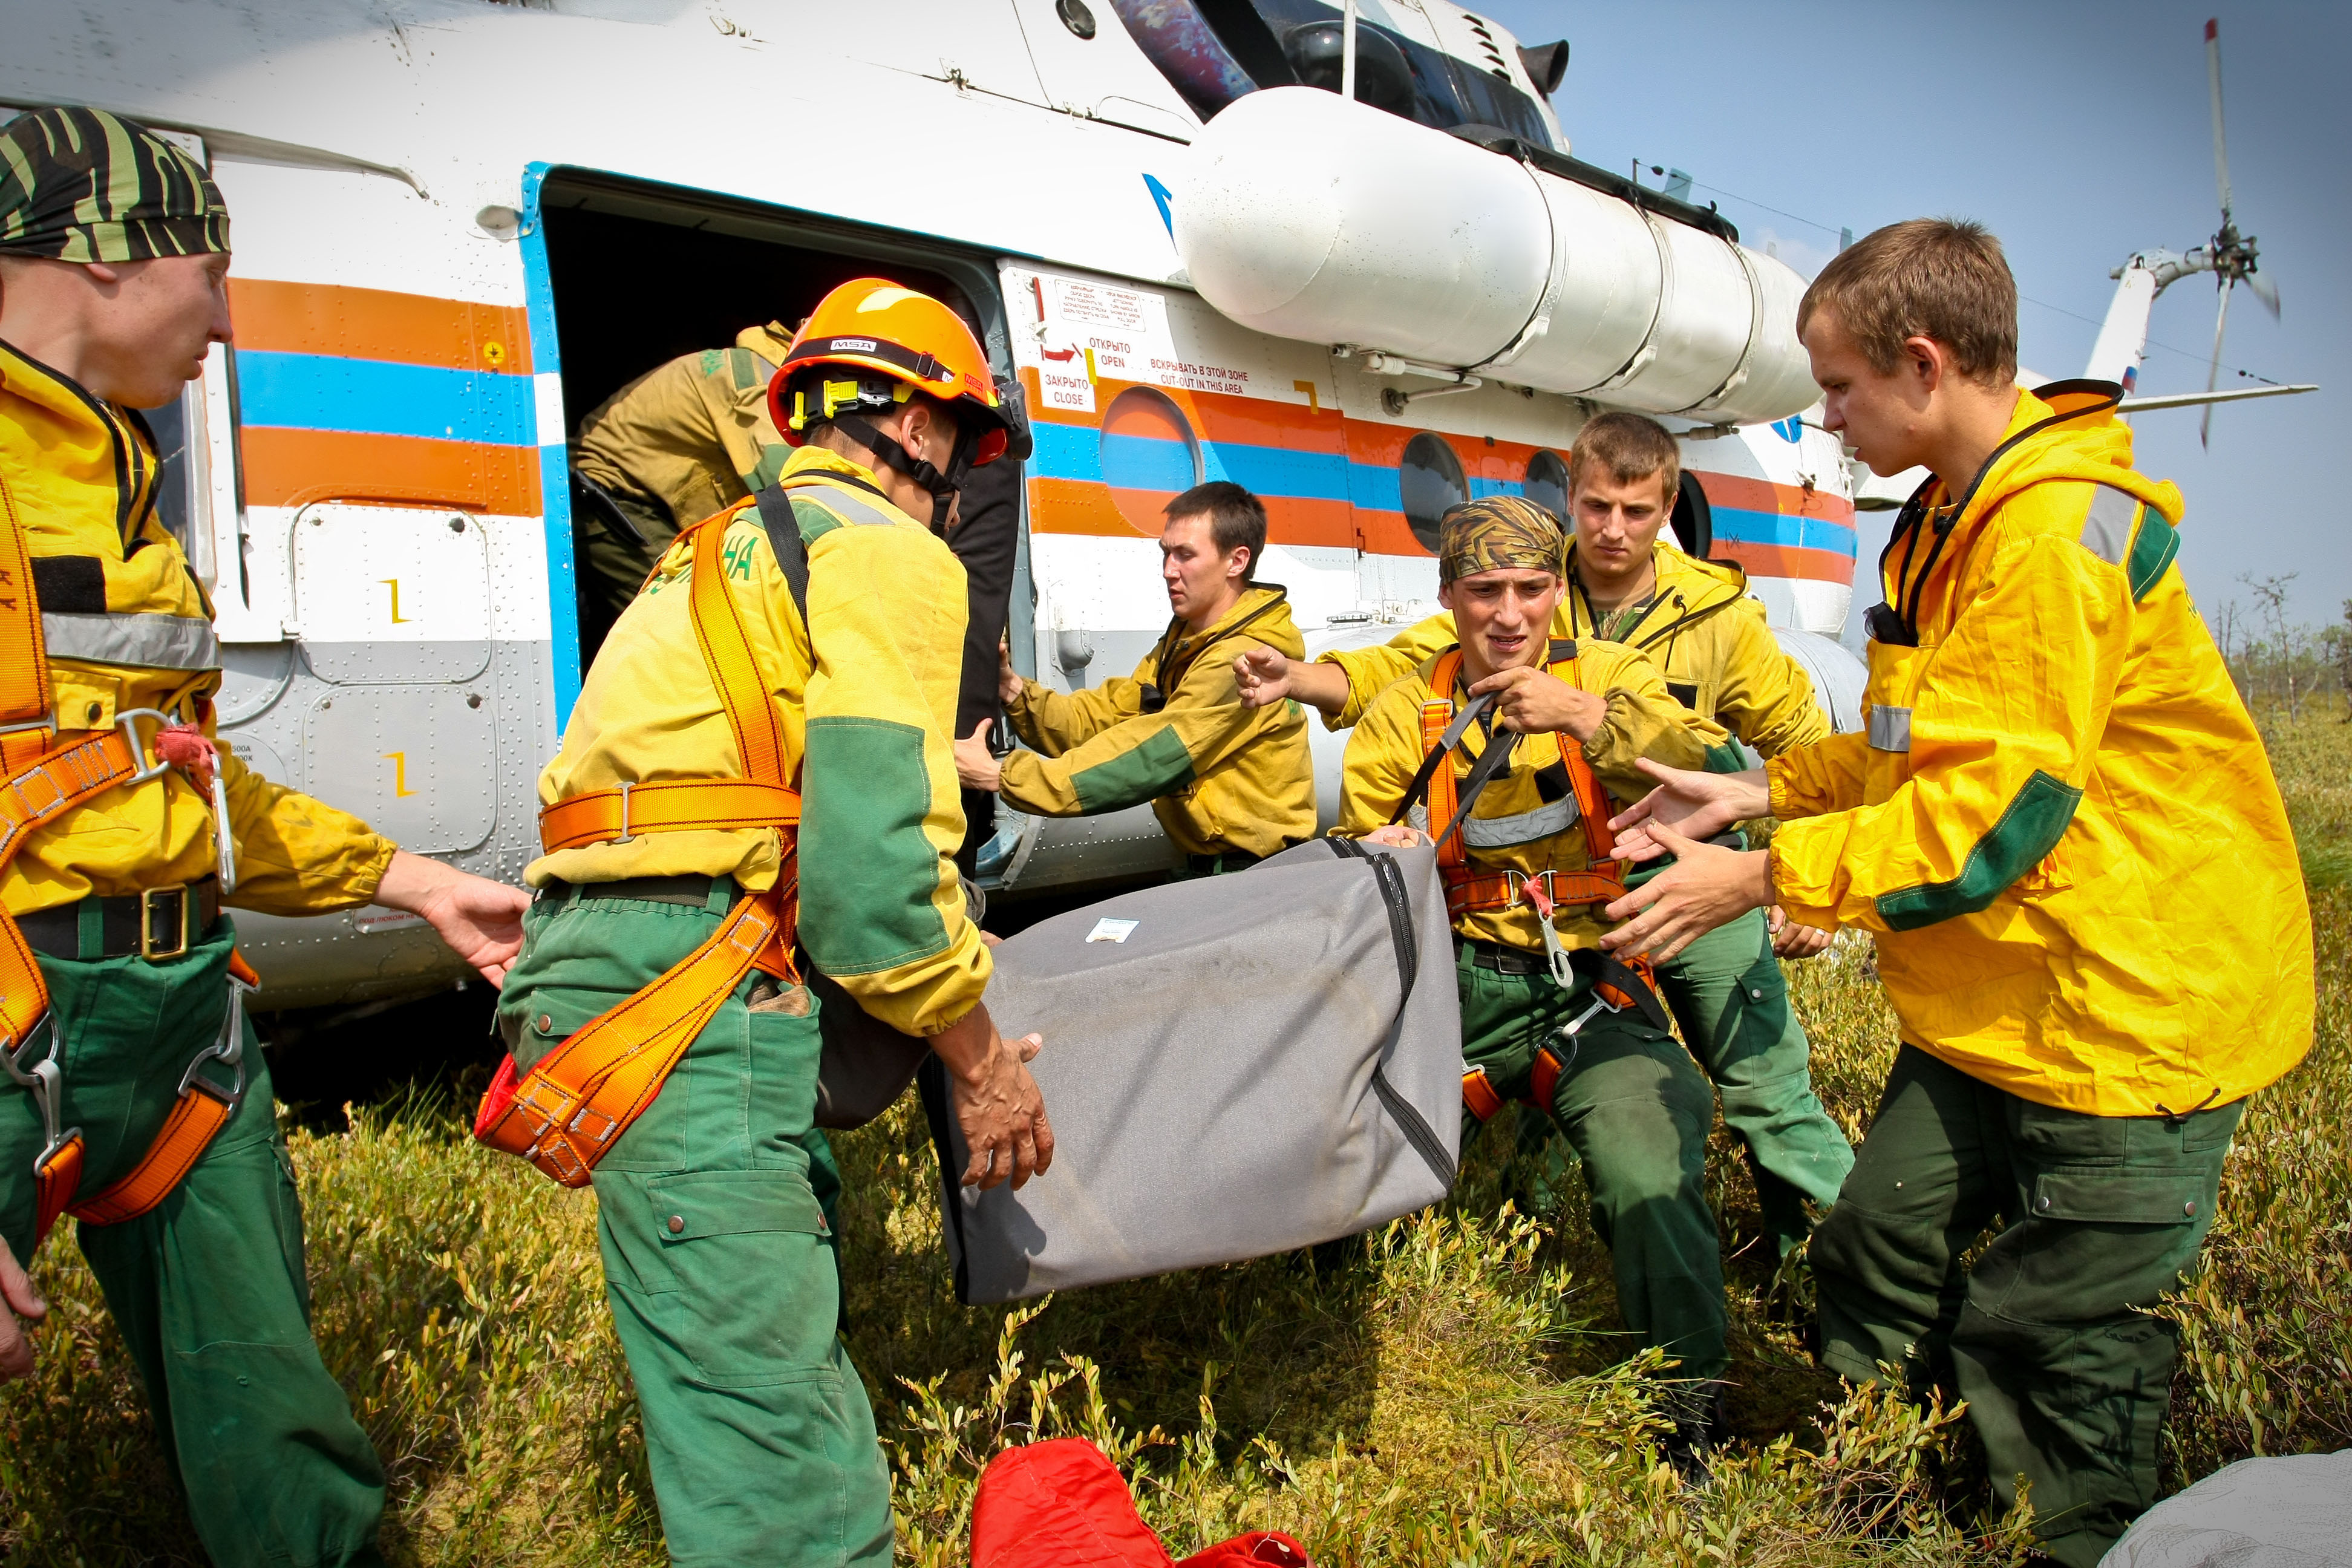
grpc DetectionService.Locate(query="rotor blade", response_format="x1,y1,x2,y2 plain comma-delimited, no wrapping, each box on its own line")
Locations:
2206,18,2233,220
2246,267,2281,318
2200,281,2232,449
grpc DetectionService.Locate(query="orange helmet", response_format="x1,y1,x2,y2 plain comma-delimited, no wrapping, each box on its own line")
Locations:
771,278,1029,503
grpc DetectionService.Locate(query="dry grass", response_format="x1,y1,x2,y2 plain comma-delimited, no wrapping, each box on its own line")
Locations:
5,714,2344,1566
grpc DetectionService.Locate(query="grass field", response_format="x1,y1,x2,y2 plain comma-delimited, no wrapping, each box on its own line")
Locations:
5,714,2346,1566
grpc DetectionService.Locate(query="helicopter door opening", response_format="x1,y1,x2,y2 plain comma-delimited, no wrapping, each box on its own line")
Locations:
534,172,1024,676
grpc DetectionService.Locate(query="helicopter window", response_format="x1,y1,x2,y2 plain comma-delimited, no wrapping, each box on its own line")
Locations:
1099,387,1204,536
1671,470,1714,558
1244,0,1555,145
1110,0,1556,144
1523,449,1567,521
1399,432,1468,554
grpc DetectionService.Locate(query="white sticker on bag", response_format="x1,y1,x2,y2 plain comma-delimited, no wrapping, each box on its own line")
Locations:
1085,918,1140,944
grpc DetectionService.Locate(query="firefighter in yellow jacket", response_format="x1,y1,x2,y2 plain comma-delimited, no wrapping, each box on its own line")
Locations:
1244,414,1853,1261
955,482,1315,874
0,107,529,1567
1339,496,1736,1466
493,278,1054,1566
568,321,796,644
1602,220,2314,1564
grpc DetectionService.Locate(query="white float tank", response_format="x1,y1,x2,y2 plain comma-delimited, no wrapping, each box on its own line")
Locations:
1174,88,1820,426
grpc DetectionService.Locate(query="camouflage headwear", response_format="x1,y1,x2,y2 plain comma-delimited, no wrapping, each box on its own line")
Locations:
1438,495,1564,584
0,106,229,263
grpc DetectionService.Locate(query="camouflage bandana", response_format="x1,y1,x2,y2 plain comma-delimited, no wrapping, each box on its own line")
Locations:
1437,495,1565,584
0,106,230,263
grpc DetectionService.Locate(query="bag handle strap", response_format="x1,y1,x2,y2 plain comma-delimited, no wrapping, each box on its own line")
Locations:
1327,837,1456,1188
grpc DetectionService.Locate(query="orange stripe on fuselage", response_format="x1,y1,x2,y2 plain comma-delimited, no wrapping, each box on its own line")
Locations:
229,278,534,374
241,427,541,514
1711,540,1854,584
1699,471,1855,525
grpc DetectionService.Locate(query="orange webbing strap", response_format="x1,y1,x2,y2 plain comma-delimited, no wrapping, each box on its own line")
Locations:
1420,649,1466,873
538,779,800,854
1462,1066,1505,1123
1445,869,1624,918
489,509,805,1186
687,503,789,791
474,886,786,1186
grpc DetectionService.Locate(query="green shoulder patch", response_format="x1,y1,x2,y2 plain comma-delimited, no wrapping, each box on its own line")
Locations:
788,495,844,547
1875,769,2081,931
2127,512,2181,602
800,716,951,975
1072,724,1197,815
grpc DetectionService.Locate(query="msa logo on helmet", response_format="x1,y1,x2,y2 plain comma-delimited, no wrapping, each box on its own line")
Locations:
832,338,878,353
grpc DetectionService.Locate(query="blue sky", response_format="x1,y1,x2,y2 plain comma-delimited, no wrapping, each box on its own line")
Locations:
1480,1,2349,638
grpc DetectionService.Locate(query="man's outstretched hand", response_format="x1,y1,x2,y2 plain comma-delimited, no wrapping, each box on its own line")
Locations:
955,720,1002,793
0,1235,47,1382
1606,760,1771,863
1600,818,1773,964
1233,647,1348,717
374,849,529,987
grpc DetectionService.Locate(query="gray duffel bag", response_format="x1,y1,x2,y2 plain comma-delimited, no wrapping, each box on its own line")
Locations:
920,836,1464,1304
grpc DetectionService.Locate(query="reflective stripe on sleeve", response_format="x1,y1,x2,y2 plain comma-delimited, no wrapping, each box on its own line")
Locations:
41,612,219,671
2077,485,2140,567
1866,705,1912,753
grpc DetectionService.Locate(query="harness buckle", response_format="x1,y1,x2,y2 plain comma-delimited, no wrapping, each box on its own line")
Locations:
3,1017,81,1181
114,708,175,786
176,962,253,1106
613,780,635,844
140,883,191,961
0,710,56,738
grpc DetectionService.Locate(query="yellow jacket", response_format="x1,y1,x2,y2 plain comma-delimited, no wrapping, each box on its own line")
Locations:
572,322,794,547
1004,585,1316,860
1324,541,1823,763
0,338,393,916
1339,639,1719,953
532,445,986,1036
1768,385,2313,1116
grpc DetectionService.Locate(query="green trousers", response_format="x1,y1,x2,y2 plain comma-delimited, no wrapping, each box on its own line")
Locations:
500,881,892,1568
1811,1045,2242,1567
1460,944,1728,1382
0,921,387,1568
1519,909,1853,1257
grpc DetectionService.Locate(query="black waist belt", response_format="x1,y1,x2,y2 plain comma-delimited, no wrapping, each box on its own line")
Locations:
18,877,223,962
546,874,737,907
1459,936,1552,976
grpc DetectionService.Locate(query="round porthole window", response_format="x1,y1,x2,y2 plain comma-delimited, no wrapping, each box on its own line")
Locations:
1672,469,1713,557
1099,387,1203,537
1399,432,1468,554
1523,449,1569,523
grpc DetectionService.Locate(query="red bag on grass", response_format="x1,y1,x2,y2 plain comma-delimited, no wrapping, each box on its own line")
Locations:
969,1438,1311,1568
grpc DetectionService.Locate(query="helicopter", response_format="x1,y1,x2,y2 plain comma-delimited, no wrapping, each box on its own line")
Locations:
2,0,1869,1009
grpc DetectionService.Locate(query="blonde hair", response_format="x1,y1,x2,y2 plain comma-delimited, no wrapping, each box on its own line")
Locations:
1797,218,2018,387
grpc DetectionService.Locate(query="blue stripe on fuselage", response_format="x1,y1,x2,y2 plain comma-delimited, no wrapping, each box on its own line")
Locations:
234,350,535,445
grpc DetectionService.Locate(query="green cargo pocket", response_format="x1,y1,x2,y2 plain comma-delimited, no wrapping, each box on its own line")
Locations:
604,1171,840,1387
645,1169,829,1245
2027,1170,2207,1225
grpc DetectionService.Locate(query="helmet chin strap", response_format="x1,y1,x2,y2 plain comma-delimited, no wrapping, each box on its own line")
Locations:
833,414,977,518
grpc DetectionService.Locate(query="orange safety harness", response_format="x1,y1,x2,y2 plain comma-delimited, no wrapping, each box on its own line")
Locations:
472,495,805,1187
1399,645,1665,1122
0,472,260,1250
